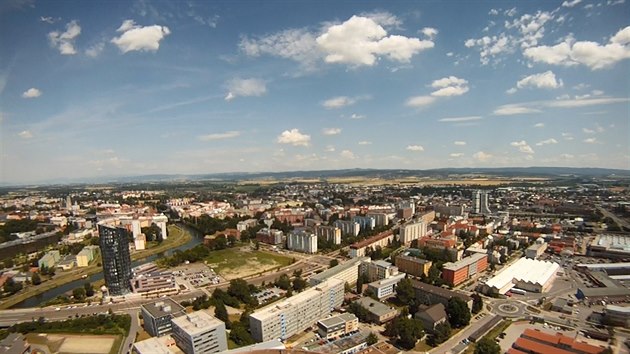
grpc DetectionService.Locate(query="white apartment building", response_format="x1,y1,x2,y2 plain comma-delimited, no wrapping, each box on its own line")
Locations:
362,260,400,282
366,213,389,227
287,230,317,254
399,221,427,245
333,220,360,237
367,273,406,299
315,225,341,245
249,278,345,342
171,310,227,354
309,257,371,286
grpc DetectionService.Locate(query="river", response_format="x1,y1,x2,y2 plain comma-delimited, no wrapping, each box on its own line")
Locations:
11,224,203,309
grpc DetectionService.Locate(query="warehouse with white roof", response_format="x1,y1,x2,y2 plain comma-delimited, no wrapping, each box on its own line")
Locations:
480,257,559,295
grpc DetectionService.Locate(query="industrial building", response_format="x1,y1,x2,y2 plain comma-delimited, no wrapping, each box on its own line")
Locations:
480,258,559,295
587,234,630,260
576,271,630,303
141,298,186,337
394,254,432,278
309,257,370,286
525,241,548,259
316,313,359,340
603,305,630,327
171,310,227,354
441,253,488,286
509,328,606,354
249,278,345,342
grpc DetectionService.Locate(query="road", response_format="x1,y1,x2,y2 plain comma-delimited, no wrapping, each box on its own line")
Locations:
426,314,499,354
597,206,630,229
120,309,139,354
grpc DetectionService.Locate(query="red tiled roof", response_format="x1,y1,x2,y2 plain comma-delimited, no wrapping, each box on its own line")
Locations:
514,337,575,354
350,231,393,249
506,349,528,354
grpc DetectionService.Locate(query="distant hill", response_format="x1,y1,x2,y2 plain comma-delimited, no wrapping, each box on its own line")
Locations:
4,166,628,187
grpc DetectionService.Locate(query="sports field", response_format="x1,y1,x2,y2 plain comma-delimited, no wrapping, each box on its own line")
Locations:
25,333,119,354
205,248,293,280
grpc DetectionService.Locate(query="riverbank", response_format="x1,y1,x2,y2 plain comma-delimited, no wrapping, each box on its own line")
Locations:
0,224,192,310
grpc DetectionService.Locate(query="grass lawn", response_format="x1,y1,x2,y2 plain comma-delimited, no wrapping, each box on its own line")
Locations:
463,319,512,354
414,340,433,352
108,335,123,354
205,248,293,279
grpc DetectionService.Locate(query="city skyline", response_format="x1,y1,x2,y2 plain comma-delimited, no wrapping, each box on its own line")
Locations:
1,0,629,183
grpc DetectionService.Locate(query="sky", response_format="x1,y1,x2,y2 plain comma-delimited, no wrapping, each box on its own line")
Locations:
1,0,629,183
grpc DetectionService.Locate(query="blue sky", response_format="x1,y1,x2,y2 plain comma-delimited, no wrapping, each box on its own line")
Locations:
1,0,629,183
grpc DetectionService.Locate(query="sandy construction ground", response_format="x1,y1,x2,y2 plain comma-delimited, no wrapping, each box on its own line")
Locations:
32,334,117,354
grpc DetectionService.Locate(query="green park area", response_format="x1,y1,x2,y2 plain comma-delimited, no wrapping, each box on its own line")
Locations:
205,248,293,280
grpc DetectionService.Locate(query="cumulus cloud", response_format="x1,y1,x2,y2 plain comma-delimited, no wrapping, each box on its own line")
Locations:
524,26,630,70
454,141,467,145
111,20,170,53
276,129,311,146
358,141,372,145
325,145,336,152
224,78,267,101
48,20,81,55
562,0,582,7
22,88,42,98
473,151,492,162
322,128,342,135
198,131,241,141
85,42,105,58
322,96,356,109
340,150,355,159
450,153,464,157
536,138,558,146
534,122,545,128
430,76,469,97
510,71,563,92
421,27,439,40
316,15,434,67
583,137,598,144
350,113,365,119
510,140,535,154
18,130,33,139
239,28,321,70
406,145,424,151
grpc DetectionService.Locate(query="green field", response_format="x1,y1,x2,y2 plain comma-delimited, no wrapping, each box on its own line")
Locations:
205,248,293,279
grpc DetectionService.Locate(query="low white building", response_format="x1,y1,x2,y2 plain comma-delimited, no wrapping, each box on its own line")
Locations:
481,257,559,295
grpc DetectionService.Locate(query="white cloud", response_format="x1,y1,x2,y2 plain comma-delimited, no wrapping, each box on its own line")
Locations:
322,128,342,135
439,116,482,122
316,15,434,66
562,132,575,141
48,20,81,55
562,0,582,7
349,113,365,119
431,86,470,97
524,26,630,70
358,141,372,145
239,28,321,70
405,96,436,107
322,96,356,109
431,76,467,88
547,97,629,108
421,27,439,40
406,145,424,151
111,20,170,53
513,71,563,91
18,130,33,139
224,78,267,101
276,129,311,146
22,88,42,98
340,150,355,159
450,153,464,157
560,153,575,159
473,151,492,162
198,131,241,141
583,127,596,134
510,140,535,154
85,42,105,58
506,87,518,94
325,145,336,152
536,138,558,146
583,137,598,144
493,104,541,115
534,122,545,128
454,141,467,145
430,76,469,97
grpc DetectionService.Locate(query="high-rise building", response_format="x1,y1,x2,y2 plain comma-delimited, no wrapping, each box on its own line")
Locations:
98,224,132,296
399,221,427,245
287,230,317,254
472,190,492,214
171,310,227,354
315,225,341,245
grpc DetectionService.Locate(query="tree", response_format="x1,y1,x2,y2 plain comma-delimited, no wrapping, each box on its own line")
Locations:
84,282,95,297
31,273,41,286
292,275,307,292
472,293,483,314
396,278,415,305
73,287,86,301
474,337,501,354
3,278,22,294
275,274,292,290
329,259,339,268
363,287,377,300
446,297,471,328
385,312,424,350
366,332,378,346
428,321,451,346
214,300,230,326
427,264,441,285
228,279,257,306
229,322,254,346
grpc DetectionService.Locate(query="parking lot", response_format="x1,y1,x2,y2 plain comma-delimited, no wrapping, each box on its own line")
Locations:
171,263,222,289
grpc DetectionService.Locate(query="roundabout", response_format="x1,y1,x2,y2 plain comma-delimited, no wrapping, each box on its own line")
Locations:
490,300,526,318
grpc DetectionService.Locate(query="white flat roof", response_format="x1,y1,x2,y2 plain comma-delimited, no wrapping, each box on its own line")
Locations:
171,310,223,336
484,257,559,294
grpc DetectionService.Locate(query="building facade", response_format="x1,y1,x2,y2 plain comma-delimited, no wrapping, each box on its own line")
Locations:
315,225,341,245
441,253,488,286
472,190,491,215
333,220,360,237
249,278,345,342
367,273,406,299
98,224,133,296
395,255,432,278
399,222,427,245
287,230,318,254
309,257,370,286
316,313,359,340
171,310,227,354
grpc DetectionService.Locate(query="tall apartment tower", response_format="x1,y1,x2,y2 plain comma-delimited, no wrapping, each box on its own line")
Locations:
98,224,132,296
472,190,492,215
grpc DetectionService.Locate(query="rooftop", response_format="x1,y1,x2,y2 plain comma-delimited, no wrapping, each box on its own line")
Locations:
410,279,472,302
354,297,397,317
416,303,446,323
309,257,369,283
318,313,357,328
483,257,559,294
350,231,393,249
443,253,487,271
141,298,185,319
171,310,224,336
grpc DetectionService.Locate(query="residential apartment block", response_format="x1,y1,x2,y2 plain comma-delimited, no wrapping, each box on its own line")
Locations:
309,257,370,286
315,225,341,245
394,255,432,278
316,313,359,340
441,253,488,286
171,310,227,354
349,231,394,258
249,278,344,342
333,220,360,237
287,230,317,254
399,221,427,245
